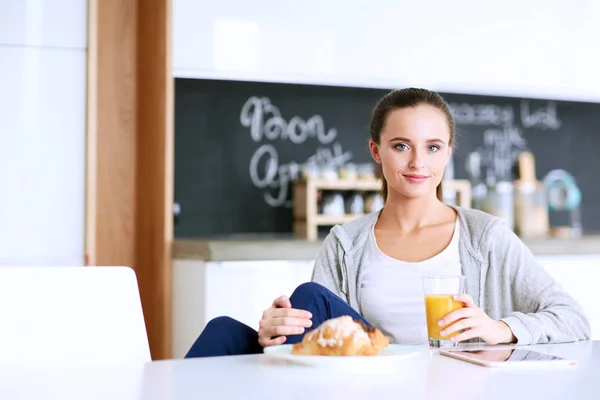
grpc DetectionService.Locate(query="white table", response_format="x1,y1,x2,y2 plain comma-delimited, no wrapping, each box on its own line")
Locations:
2,341,598,399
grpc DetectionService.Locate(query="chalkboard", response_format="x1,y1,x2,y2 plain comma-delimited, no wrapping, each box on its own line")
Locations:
174,78,600,237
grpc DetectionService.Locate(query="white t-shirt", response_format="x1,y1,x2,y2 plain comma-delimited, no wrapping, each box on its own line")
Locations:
359,218,461,345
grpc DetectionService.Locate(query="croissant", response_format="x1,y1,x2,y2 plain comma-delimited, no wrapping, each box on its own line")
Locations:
291,315,390,356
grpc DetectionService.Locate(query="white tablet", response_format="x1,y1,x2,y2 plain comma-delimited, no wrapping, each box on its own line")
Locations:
439,348,577,368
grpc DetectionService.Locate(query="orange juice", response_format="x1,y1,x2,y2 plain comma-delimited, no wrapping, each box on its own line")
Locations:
424,294,464,340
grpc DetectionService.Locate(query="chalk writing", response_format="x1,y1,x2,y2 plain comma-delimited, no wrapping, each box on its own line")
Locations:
452,100,560,182
520,101,562,129
240,96,337,144
242,96,351,207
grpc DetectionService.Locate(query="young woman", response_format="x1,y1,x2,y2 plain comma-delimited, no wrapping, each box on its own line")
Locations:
185,88,590,358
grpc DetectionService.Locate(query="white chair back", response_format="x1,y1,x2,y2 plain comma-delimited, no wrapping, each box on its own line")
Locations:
0,266,151,365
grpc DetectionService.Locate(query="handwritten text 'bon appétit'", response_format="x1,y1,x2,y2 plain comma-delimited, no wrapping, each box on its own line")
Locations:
240,96,352,208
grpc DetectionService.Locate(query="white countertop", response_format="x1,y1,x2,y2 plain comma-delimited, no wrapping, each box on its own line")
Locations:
2,340,599,399
173,235,600,261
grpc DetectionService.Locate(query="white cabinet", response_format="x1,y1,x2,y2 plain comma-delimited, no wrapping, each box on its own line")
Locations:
172,259,314,358
0,0,87,48
537,255,600,340
172,253,600,358
0,1,87,266
173,0,600,102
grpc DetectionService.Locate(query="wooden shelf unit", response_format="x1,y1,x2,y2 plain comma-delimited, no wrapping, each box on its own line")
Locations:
293,177,472,241
444,179,472,209
293,177,382,241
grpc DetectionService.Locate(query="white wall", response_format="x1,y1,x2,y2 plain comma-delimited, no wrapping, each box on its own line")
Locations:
0,0,87,266
174,0,600,102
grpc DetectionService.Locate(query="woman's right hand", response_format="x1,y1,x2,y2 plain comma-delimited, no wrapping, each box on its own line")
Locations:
258,295,313,347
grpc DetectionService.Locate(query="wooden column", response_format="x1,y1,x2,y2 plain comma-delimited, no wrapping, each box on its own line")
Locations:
134,0,174,361
86,0,173,360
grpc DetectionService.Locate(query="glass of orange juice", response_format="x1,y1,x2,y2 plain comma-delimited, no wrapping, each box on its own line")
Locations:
422,275,465,348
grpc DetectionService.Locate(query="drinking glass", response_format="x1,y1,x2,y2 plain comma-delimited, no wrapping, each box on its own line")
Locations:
422,275,466,348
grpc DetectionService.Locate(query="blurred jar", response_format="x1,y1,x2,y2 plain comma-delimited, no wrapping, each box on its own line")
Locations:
514,182,549,238
321,192,345,216
345,192,364,214
364,192,384,213
483,181,514,230
301,163,319,180
339,163,358,180
320,164,339,180
358,163,375,180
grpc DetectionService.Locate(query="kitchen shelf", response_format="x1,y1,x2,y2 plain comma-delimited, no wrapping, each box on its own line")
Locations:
293,177,471,241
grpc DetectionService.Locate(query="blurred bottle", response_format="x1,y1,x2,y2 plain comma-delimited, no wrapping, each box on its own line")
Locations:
443,154,456,206
483,181,514,230
514,152,549,238
465,152,487,209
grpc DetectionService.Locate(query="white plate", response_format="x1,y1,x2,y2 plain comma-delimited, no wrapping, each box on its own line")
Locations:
263,344,422,369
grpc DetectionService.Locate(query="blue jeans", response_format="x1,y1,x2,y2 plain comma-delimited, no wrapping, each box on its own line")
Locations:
185,282,370,358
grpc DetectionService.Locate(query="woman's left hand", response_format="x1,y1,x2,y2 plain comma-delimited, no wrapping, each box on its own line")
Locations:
438,294,517,345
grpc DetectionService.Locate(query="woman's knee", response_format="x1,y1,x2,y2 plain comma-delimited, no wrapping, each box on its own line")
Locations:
187,316,258,358
204,316,243,333
290,282,330,300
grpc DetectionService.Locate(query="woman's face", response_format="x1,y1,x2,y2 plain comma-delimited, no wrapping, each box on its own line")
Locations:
369,104,452,200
